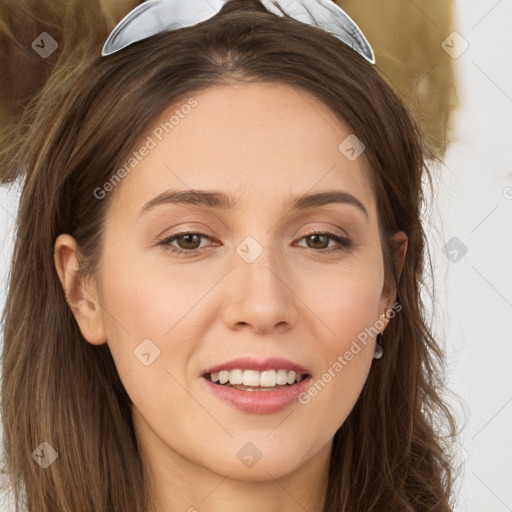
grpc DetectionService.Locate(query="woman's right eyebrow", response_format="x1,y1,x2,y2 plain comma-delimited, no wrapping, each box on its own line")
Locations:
139,189,236,215
139,189,368,221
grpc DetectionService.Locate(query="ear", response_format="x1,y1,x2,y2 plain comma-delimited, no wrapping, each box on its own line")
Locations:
379,230,408,318
54,234,107,345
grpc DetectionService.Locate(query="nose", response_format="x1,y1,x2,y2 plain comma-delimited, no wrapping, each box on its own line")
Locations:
221,246,299,334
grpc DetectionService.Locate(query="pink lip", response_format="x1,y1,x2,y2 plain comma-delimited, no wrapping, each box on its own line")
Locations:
203,356,311,375
201,374,313,415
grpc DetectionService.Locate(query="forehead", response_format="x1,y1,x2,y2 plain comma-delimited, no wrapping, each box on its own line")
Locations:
108,82,376,221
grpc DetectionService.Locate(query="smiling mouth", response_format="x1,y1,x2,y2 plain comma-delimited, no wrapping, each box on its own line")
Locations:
203,369,310,391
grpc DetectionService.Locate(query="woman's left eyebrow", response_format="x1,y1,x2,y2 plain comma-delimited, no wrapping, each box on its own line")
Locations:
139,189,368,220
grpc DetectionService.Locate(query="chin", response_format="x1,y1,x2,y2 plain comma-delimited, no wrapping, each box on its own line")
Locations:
201,445,306,482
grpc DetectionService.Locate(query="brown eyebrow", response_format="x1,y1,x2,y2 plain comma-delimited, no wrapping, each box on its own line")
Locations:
139,189,368,219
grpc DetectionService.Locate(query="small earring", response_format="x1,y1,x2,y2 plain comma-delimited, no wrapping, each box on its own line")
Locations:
373,332,384,359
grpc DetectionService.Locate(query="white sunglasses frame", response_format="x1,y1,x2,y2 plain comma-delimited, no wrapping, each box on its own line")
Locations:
101,0,375,64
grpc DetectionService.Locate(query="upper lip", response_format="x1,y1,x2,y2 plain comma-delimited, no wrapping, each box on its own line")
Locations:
203,356,311,376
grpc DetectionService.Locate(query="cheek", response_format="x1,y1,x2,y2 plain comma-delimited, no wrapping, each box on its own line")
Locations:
98,259,205,427
302,258,384,344
101,266,168,342
97,246,224,385
100,242,209,338
295,282,378,441
96,244,175,376
314,273,379,381
292,259,382,423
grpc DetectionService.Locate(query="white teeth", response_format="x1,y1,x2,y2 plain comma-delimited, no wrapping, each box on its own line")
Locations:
242,370,260,386
208,369,307,386
259,370,276,387
229,369,243,385
276,369,288,385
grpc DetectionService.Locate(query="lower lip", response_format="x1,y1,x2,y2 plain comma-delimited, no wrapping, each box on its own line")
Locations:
201,375,312,414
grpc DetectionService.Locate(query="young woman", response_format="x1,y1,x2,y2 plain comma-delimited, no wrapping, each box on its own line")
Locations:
0,0,459,510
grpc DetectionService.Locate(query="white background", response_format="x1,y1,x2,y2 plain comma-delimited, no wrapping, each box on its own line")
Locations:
0,0,511,510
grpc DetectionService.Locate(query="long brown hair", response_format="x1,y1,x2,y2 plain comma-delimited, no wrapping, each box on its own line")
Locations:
1,0,461,510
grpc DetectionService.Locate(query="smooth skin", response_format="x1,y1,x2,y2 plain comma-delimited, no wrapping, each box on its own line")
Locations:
55,82,407,512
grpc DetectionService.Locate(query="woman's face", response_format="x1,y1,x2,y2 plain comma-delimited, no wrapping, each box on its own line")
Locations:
57,82,404,486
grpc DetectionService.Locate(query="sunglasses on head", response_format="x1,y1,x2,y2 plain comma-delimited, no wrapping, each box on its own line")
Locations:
101,0,375,64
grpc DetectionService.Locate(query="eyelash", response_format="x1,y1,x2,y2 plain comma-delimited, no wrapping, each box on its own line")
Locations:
157,230,353,256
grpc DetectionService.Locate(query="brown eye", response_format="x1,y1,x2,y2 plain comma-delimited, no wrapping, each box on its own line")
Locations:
305,233,330,250
296,231,352,253
158,232,212,255
173,233,202,250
